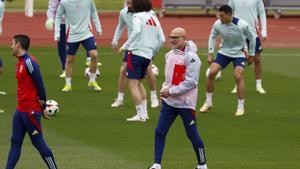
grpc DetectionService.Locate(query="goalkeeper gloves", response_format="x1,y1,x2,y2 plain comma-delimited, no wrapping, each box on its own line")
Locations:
45,18,54,31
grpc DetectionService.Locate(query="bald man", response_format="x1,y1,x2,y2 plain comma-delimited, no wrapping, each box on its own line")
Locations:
149,28,208,169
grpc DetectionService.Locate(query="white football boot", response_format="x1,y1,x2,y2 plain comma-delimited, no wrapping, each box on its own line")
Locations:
195,164,208,169
0,91,6,95
148,163,161,169
111,99,124,107
59,71,66,78
126,114,146,122
256,86,266,94
235,108,245,116
199,102,213,113
231,85,237,94
151,96,159,108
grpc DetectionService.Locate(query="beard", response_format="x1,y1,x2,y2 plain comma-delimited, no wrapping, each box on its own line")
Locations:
127,7,134,13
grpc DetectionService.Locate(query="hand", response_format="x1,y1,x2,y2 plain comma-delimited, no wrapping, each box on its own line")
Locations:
45,18,55,31
247,56,254,66
112,43,119,54
0,25,2,35
97,31,102,36
207,53,214,65
119,45,125,53
42,110,50,120
262,37,267,41
39,100,45,107
54,36,60,42
160,88,170,98
0,1,5,9
39,100,50,119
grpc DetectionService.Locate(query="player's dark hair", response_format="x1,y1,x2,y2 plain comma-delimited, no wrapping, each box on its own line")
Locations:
132,0,152,12
218,4,233,15
13,34,30,51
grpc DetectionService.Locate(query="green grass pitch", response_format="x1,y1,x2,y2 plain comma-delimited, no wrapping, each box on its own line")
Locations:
0,46,300,169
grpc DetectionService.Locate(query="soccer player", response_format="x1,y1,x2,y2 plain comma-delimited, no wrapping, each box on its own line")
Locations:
119,0,165,122
0,1,3,114
45,0,67,78
149,28,208,169
0,0,13,113
0,0,4,35
0,57,4,114
229,0,267,94
199,5,255,116
111,0,159,108
45,0,100,78
0,0,14,34
5,34,57,169
25,0,34,17
55,0,102,92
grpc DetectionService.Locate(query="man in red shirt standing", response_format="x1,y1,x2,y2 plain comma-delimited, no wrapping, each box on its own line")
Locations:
5,35,58,169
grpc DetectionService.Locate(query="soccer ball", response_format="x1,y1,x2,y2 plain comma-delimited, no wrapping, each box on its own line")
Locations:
45,100,59,116
84,67,100,78
151,64,159,77
205,68,222,80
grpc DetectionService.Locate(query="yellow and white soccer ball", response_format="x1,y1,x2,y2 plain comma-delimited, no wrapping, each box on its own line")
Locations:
205,68,221,80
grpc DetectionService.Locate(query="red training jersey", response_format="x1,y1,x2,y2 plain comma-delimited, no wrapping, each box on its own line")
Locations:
16,53,46,113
